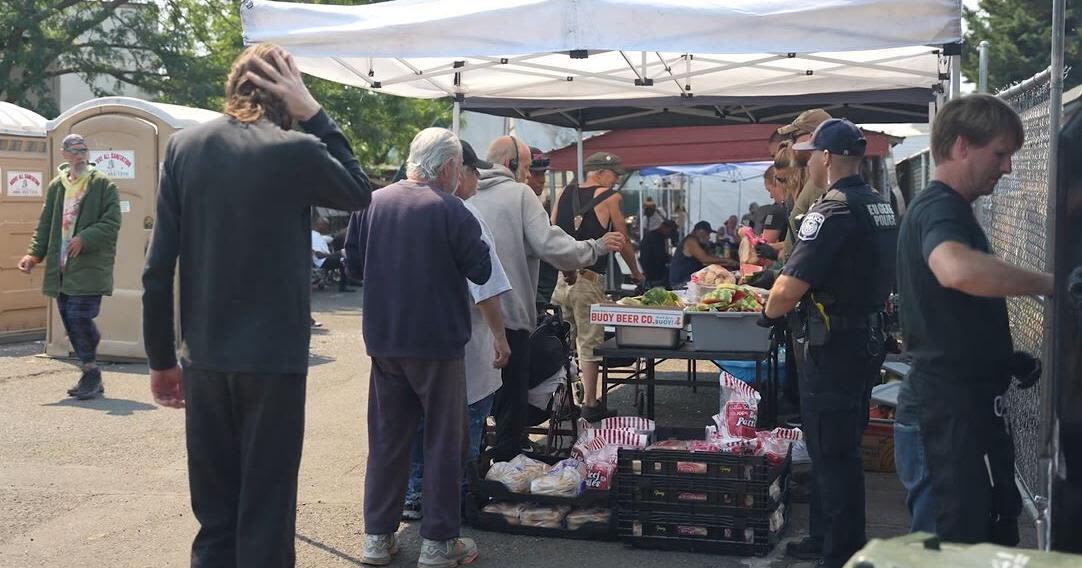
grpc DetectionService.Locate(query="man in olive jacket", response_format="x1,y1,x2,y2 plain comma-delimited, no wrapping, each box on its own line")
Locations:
19,134,120,400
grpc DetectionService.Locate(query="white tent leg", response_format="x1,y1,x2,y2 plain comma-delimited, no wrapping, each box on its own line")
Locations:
949,54,961,100
452,100,461,135
576,129,584,184
978,41,990,93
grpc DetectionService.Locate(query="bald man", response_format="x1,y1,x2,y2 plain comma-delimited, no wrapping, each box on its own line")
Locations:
469,135,624,460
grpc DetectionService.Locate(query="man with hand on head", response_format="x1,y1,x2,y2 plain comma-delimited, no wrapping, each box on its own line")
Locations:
142,44,373,567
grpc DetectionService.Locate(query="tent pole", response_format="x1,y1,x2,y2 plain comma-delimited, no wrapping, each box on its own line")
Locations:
576,128,584,184
950,54,961,100
978,41,990,94
452,100,461,135
1039,0,1066,551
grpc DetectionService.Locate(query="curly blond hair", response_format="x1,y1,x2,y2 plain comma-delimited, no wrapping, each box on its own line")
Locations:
223,44,292,130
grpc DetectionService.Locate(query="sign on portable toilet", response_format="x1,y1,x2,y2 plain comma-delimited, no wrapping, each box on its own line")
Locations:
44,97,219,361
0,102,50,342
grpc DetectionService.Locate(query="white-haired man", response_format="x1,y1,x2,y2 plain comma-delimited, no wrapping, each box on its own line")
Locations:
345,127,490,567
470,136,625,460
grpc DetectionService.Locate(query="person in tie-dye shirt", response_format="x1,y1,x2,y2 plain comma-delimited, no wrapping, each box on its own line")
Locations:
19,133,120,400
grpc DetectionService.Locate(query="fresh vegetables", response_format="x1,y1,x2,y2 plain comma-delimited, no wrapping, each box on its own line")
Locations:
686,283,765,312
616,287,685,308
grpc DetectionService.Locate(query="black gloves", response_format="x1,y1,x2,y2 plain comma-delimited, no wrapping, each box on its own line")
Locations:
744,268,777,289
754,242,779,261
1009,351,1041,390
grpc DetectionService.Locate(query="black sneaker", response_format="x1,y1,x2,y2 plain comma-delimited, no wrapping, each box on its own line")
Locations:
785,537,824,560
68,368,105,397
73,368,104,401
580,403,617,423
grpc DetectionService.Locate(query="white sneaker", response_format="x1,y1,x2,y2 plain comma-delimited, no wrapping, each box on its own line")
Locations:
417,537,478,568
362,533,398,566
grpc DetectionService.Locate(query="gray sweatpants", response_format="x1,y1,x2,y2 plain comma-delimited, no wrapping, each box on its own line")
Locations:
364,356,468,540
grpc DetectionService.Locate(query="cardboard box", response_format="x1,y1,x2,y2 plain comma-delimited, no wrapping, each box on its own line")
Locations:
861,418,896,472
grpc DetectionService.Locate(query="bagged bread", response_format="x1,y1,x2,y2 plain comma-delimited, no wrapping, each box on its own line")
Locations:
519,505,570,528
565,508,611,530
482,502,525,525
485,462,532,493
508,454,550,480
530,459,586,497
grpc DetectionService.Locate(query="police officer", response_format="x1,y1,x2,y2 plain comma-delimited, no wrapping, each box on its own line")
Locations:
760,119,897,568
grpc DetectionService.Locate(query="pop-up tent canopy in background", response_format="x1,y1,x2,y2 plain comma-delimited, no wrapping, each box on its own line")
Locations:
240,0,962,131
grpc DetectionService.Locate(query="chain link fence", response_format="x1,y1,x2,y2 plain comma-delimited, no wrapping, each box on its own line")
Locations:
895,68,1053,501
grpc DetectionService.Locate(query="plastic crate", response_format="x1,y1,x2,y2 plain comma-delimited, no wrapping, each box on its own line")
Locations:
615,325,684,349
615,471,789,516
617,427,790,484
465,494,617,541
468,452,612,508
687,311,770,352
618,503,788,556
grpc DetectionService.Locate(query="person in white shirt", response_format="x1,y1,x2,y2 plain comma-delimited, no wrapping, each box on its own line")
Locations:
401,141,513,520
642,196,668,232
311,217,352,292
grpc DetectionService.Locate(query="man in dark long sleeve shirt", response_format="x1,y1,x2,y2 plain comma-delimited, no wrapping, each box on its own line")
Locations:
141,45,372,567
343,127,489,567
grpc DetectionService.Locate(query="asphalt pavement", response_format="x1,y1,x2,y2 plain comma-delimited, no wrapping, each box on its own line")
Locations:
0,291,1010,567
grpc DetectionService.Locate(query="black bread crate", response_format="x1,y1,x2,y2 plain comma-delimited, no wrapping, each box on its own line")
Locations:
618,503,788,556
467,451,611,508
616,427,791,484
615,471,789,516
465,495,616,541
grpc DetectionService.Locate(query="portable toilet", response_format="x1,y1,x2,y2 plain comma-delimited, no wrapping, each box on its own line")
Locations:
0,102,50,342
44,97,220,361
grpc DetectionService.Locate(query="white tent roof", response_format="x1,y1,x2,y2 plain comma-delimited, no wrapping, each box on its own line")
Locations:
241,0,960,115
0,102,48,137
46,97,220,131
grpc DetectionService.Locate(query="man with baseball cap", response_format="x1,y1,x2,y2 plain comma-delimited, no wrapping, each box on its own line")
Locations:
766,109,834,261
668,220,734,288
550,151,642,422
526,146,563,309
19,133,121,400
760,118,897,568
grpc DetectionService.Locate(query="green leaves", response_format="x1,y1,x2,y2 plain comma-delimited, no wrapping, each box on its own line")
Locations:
2,0,450,174
962,0,1080,92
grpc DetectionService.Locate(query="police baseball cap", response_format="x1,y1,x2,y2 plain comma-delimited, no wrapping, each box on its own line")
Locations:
693,221,714,233
583,152,625,174
792,118,867,157
61,133,89,154
777,108,833,137
529,147,550,172
461,140,492,170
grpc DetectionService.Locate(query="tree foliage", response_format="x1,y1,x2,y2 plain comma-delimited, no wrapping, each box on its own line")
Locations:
1,0,450,169
962,0,1080,92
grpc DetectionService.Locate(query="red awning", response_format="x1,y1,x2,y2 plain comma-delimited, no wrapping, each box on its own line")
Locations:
547,124,894,171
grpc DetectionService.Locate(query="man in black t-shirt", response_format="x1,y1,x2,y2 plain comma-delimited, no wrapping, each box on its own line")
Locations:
895,94,1051,546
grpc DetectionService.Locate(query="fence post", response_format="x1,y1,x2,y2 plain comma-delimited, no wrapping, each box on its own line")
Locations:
978,41,990,94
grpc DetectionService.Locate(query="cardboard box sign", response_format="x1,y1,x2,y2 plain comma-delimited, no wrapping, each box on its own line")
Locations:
861,418,896,473
589,304,685,329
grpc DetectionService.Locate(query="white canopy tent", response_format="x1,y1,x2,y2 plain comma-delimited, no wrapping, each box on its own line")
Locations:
240,0,962,136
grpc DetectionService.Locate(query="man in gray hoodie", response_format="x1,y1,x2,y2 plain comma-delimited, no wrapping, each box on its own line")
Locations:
469,135,624,460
